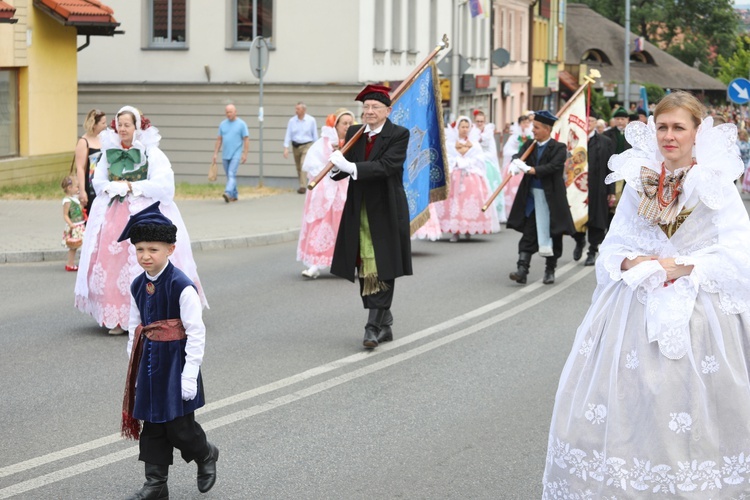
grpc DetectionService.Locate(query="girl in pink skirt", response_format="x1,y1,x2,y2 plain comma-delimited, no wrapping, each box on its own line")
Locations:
297,109,354,278
436,116,500,241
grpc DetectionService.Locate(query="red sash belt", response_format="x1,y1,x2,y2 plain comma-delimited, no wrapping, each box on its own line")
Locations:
121,319,186,440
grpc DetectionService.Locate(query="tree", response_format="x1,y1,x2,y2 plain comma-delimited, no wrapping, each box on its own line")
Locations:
717,35,750,85
575,0,739,74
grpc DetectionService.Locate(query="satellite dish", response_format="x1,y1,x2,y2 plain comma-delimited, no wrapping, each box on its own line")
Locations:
491,48,510,69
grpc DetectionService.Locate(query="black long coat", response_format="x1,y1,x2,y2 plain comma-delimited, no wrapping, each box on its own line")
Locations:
602,127,631,154
586,132,615,230
330,119,413,282
507,139,575,237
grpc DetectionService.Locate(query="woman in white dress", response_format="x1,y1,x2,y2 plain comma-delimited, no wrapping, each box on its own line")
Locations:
75,106,207,334
543,91,750,498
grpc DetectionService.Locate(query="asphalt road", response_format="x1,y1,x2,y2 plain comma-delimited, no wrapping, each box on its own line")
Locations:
1,230,603,499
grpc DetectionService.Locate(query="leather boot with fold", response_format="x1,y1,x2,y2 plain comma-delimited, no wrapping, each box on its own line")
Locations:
573,237,585,261
126,463,169,500
196,442,219,493
543,257,557,284
509,252,532,284
377,310,394,343
363,309,386,349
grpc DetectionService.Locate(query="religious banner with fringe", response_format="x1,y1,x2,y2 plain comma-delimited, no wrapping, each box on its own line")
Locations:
552,88,589,232
389,60,450,235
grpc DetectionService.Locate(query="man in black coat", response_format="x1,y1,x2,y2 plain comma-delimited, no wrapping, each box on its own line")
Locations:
602,107,632,226
328,84,412,349
506,110,575,285
572,111,616,266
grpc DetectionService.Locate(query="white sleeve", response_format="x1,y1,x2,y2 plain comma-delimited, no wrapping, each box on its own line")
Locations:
129,147,175,204
180,286,206,378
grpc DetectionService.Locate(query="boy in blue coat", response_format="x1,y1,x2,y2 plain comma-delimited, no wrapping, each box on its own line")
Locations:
119,201,218,499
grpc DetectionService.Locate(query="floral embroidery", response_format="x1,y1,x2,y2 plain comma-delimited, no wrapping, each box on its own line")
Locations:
668,412,692,434
585,404,607,425
625,350,639,370
545,438,750,497
108,239,124,255
89,262,106,295
579,337,593,358
701,355,719,374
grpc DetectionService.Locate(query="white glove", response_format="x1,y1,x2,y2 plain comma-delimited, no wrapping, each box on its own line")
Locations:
329,150,357,176
105,181,128,198
509,159,531,175
181,363,199,401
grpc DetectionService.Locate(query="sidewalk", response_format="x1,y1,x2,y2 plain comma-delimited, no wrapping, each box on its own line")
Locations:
0,192,306,264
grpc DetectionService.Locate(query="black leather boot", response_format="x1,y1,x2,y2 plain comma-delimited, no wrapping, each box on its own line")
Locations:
196,442,219,493
509,252,531,284
377,310,393,343
126,463,169,500
573,235,585,261
543,257,556,284
363,309,386,349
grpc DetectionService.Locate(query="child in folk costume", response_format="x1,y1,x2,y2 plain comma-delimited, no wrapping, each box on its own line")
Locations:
120,202,218,500
436,116,500,241
297,108,354,279
61,175,86,271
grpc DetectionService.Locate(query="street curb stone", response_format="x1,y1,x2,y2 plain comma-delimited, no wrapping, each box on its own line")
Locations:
1,229,300,265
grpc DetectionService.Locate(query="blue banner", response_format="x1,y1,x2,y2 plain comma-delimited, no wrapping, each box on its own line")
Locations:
389,61,449,233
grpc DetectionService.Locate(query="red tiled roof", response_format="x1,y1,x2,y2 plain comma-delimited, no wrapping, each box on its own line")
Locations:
0,1,17,22
37,0,117,24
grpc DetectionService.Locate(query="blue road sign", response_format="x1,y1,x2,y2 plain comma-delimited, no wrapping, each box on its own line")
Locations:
728,78,750,105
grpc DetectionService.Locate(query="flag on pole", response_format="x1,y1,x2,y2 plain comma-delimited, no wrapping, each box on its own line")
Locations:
469,0,483,18
389,61,450,234
552,89,589,232
639,85,649,115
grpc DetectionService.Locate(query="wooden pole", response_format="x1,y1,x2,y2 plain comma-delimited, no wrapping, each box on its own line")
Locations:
481,70,599,212
307,35,450,190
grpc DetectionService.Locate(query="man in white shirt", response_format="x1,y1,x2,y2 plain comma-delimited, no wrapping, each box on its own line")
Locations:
283,102,318,193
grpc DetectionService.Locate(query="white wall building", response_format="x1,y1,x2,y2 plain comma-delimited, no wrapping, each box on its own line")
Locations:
77,0,500,185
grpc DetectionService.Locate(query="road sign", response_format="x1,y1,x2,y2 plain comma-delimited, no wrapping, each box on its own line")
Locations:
728,78,750,105
436,50,470,77
249,36,269,79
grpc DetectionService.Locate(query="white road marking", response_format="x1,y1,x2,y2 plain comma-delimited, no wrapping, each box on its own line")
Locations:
0,263,592,498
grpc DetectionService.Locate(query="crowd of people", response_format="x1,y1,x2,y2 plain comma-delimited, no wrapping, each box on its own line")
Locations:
59,86,750,497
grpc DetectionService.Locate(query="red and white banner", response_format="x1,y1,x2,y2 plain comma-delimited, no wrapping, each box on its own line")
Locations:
552,91,589,232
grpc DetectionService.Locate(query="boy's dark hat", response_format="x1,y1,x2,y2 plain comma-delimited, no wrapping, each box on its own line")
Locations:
117,201,177,244
613,107,630,118
533,110,558,126
355,84,392,106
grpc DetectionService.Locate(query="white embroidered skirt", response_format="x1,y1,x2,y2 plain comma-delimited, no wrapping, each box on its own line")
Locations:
543,284,750,498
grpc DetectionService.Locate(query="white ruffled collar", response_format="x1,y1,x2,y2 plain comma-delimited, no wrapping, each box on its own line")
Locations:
606,116,744,210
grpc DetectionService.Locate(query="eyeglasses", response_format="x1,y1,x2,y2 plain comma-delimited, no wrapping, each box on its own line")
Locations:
362,105,388,112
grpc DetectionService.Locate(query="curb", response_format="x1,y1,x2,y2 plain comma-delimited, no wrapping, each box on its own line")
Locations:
0,229,300,265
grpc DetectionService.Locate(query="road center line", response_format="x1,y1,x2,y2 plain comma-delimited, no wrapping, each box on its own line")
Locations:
0,263,591,498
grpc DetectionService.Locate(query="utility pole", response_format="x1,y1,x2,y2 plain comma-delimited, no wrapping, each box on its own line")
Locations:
624,0,631,111
451,0,461,122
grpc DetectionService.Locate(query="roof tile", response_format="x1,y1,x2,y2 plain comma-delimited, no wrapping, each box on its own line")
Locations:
38,0,117,24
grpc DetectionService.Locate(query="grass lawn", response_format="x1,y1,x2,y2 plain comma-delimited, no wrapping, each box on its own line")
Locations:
0,180,287,200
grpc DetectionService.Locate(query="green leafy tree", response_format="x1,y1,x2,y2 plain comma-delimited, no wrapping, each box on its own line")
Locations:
717,35,750,84
574,0,739,74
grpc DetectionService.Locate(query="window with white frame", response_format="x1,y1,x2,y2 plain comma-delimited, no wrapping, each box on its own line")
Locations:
149,0,186,47
234,0,273,46
0,69,18,158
